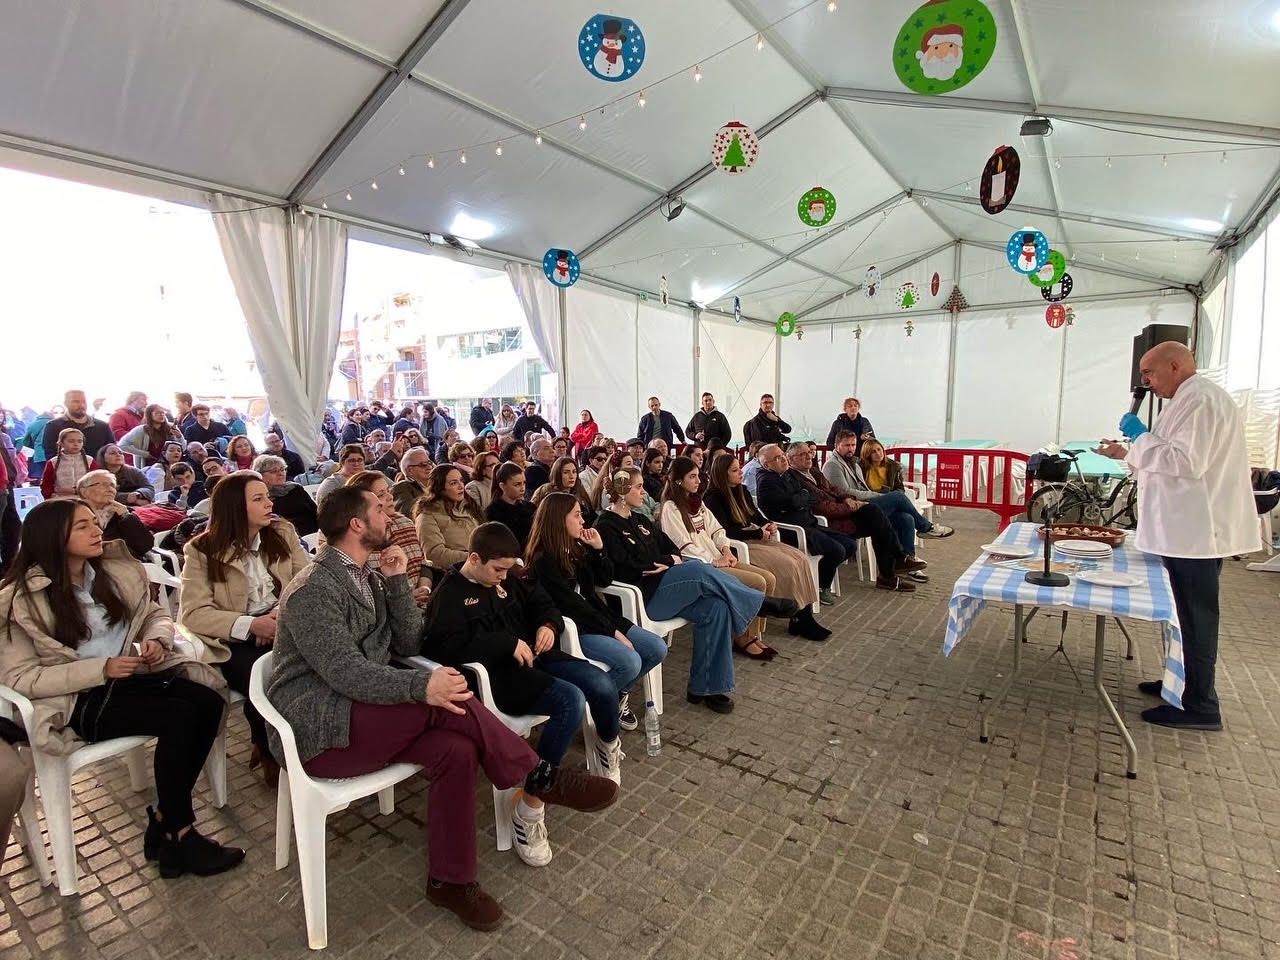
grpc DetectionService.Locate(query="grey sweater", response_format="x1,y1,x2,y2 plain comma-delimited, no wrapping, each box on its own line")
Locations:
821,453,879,503
266,548,431,764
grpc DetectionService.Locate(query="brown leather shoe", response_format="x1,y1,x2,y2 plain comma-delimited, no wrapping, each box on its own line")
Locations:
894,557,928,574
427,879,504,931
876,576,917,592
249,746,281,790
526,765,618,812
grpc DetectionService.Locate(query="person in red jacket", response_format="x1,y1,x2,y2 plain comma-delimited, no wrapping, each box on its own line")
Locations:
570,410,600,458
108,391,148,440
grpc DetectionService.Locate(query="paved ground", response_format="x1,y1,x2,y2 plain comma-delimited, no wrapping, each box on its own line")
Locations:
3,511,1279,960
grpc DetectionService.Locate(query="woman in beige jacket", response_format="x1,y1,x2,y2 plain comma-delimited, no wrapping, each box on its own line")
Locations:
413,464,481,569
180,473,310,786
0,499,243,878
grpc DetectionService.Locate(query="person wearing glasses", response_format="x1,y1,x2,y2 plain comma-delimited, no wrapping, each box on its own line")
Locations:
579,445,609,493
742,394,790,447
315,444,367,508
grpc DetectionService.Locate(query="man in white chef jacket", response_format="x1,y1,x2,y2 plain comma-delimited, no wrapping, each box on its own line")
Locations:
1097,342,1259,730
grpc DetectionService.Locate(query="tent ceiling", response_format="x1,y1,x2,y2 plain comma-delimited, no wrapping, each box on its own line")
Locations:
2,0,1278,317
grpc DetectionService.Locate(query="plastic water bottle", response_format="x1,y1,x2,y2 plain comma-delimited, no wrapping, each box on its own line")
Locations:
644,700,661,756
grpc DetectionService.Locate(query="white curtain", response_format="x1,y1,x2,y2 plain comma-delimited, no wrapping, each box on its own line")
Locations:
210,195,347,457
506,263,561,374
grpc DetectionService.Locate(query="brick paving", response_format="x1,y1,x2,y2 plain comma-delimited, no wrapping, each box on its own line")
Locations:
3,511,1279,960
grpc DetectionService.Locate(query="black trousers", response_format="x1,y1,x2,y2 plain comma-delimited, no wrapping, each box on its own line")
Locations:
1162,556,1223,715
0,489,19,575
219,641,271,753
797,526,858,590
70,675,223,831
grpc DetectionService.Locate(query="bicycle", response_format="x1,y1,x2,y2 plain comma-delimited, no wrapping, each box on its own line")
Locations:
1025,449,1138,528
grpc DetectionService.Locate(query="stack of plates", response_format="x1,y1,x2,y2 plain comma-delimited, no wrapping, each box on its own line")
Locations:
1054,538,1113,560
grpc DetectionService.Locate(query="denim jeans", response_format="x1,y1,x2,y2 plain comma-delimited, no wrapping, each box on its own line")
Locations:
537,656,623,745
528,677,585,764
872,490,931,554
644,561,762,696
578,625,668,694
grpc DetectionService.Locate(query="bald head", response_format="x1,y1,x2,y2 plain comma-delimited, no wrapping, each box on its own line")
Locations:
1139,341,1196,399
760,443,787,473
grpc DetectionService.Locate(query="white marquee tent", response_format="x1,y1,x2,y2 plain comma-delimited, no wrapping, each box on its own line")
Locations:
2,0,1278,452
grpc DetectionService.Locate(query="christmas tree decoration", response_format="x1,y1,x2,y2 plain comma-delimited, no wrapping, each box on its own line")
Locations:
979,145,1020,214
864,265,881,300
798,187,837,227
1028,249,1067,288
659,274,669,306
1045,303,1067,328
543,248,581,288
1006,228,1050,275
895,281,920,310
578,15,646,82
942,285,969,313
712,121,760,174
1040,273,1074,302
893,0,998,96
733,295,742,324
776,312,798,337
930,271,941,297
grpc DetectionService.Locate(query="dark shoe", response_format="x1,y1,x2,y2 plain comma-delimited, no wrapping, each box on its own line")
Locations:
427,879,504,931
525,765,618,813
143,806,169,862
733,637,773,661
618,692,638,731
158,827,246,879
894,558,928,574
686,691,735,714
1137,680,1163,697
788,608,832,642
876,576,917,592
818,589,837,606
904,554,929,568
758,595,800,619
1141,704,1222,731
250,745,281,790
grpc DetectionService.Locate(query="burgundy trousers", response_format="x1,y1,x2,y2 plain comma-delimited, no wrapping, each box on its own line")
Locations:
304,699,539,884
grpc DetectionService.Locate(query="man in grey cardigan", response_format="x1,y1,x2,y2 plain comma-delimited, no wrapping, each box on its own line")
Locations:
268,486,616,931
820,431,951,562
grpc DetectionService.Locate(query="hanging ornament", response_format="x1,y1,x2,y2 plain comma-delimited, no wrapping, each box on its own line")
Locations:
798,187,837,227
795,324,805,341
1045,304,1067,328
853,324,863,341
1006,228,1050,275
893,0,998,96
1040,274,1074,302
658,274,669,306
930,272,941,297
733,295,742,324
1028,249,1067,288
979,144,1020,215
577,15,646,82
1064,306,1076,326
711,121,760,175
895,281,920,310
942,285,969,313
864,265,881,300
905,317,915,337
543,248,581,288
776,312,798,337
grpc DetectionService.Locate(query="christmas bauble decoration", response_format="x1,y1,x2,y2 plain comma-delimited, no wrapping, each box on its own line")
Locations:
798,187,837,227
1028,249,1066,288
893,0,998,96
712,121,760,175
895,281,920,310
577,15,646,82
1040,273,1074,302
543,248,581,288
864,265,881,300
980,145,1020,215
776,312,798,337
1045,304,1067,328
1006,228,1050,275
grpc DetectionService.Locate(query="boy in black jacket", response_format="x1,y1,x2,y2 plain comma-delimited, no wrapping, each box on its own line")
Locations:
422,523,620,868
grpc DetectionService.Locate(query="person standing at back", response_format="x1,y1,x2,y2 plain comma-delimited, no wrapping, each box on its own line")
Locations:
513,402,555,445
108,391,148,441
41,390,114,462
1096,342,1259,730
636,396,685,448
742,394,790,447
686,392,732,449
470,398,496,437
825,398,875,450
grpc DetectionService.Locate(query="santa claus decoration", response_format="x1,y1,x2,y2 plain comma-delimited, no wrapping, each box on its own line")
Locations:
798,187,837,227
893,0,998,95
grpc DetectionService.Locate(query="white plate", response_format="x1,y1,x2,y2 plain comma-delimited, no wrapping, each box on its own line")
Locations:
1078,570,1142,588
1054,539,1113,556
980,543,1033,558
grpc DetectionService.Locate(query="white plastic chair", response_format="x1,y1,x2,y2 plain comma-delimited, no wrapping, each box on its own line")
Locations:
8,772,51,888
1256,491,1275,556
596,583,687,715
150,531,182,575
144,563,182,617
303,485,321,502
13,485,42,520
300,532,321,555
249,652,420,951
904,481,934,525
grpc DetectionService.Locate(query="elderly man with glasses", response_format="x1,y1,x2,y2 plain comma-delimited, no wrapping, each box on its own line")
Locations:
393,447,435,517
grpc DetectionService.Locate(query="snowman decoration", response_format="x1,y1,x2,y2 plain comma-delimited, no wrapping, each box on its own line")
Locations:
1016,233,1039,273
592,19,627,78
555,251,571,283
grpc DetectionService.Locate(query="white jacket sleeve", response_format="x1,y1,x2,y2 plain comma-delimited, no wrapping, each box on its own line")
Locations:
704,507,730,551
1125,394,1217,481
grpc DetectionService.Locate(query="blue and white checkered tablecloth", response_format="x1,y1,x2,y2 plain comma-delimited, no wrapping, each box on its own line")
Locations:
944,522,1185,708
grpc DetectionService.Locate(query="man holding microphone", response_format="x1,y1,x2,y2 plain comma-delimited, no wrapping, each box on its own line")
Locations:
1096,342,1258,730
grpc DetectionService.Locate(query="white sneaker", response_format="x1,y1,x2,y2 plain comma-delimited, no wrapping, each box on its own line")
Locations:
510,798,552,867
594,738,625,785
920,524,954,538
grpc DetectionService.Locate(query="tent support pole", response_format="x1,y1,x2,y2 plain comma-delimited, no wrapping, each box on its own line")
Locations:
944,241,961,442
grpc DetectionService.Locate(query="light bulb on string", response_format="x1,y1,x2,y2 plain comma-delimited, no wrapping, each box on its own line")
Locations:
578,116,587,130
1220,151,1228,164
321,201,328,209
1105,157,1112,168
1161,154,1168,167
756,33,764,51
1054,156,1061,169
427,155,435,169
459,151,467,164
495,142,503,156
693,64,702,83
370,180,378,190
345,191,352,201
534,132,543,145
397,165,405,176
827,0,837,10
638,91,646,108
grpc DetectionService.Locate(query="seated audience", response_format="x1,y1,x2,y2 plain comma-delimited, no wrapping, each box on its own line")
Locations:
180,473,311,788
469,397,496,436
40,427,96,499
551,437,571,462
392,447,434,516
120,404,183,466
364,429,387,454
41,389,113,461
390,405,419,439
366,400,393,432
188,459,228,516
268,488,613,930
225,436,256,471
108,391,148,441
417,405,450,460
579,445,609,493
570,410,600,456
316,444,367,507
493,403,519,442
596,466,765,713
532,456,597,527
253,455,318,537
76,471,153,559
442,430,462,453
513,402,555,445
183,404,231,446
704,455,830,641
423,523,621,867
687,445,709,493
447,441,476,479
414,464,481,569
369,434,410,482
486,463,536,548
466,452,500,513
173,392,195,432
524,439,555,498
164,462,206,511
499,440,528,468
741,442,766,499
262,432,307,481
742,394,791,447
646,438,669,460
339,407,369,446
860,439,909,494
96,443,156,504
825,397,876,450
641,448,666,501
625,438,645,462
345,471,431,605
222,406,247,437
0,499,244,878
150,441,188,490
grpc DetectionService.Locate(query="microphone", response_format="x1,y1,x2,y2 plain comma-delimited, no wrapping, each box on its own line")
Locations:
1128,386,1149,416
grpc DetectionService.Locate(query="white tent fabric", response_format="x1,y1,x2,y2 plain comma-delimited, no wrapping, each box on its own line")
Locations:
853,313,951,444
565,285,640,438
505,263,561,375
210,195,347,455
698,316,777,437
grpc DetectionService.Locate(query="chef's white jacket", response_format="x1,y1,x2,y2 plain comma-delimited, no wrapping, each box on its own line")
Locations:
1125,374,1260,559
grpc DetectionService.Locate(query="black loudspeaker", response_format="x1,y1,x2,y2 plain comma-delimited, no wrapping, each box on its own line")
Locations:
1130,324,1189,389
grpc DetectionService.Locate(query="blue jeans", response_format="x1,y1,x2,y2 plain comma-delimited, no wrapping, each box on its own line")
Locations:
872,490,931,554
536,657,622,750
644,561,763,697
578,626,668,695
